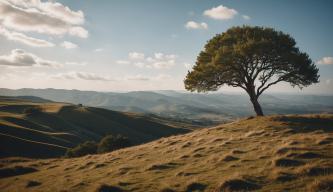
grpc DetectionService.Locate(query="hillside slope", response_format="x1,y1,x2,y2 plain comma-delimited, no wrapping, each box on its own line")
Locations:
0,114,332,191
0,96,189,158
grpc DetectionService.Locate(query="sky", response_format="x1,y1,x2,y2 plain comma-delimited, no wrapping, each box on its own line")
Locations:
0,0,332,94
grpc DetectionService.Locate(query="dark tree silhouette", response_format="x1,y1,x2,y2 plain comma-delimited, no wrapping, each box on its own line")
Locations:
184,26,319,116
97,134,131,153
65,141,97,157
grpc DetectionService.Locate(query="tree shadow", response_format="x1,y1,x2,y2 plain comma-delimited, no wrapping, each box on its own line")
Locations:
273,115,333,133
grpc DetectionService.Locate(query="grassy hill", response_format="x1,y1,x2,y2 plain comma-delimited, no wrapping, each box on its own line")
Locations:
0,114,332,191
0,96,190,158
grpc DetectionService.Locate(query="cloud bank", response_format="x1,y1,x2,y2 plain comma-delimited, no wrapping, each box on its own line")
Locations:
317,57,333,65
0,27,55,47
0,0,88,38
51,71,112,81
60,41,78,49
119,52,177,69
0,49,62,67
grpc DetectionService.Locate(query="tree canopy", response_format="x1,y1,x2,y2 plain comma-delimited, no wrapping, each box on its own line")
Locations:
184,26,319,116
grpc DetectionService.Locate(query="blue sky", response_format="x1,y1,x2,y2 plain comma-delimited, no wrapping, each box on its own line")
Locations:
0,0,332,94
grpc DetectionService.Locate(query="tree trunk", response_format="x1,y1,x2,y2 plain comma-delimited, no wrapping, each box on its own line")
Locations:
245,84,264,116
250,97,264,116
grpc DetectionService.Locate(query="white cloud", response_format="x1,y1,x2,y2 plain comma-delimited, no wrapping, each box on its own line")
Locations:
94,48,104,52
184,62,192,69
51,71,112,81
203,5,238,20
242,15,251,20
37,1,84,25
0,27,54,47
151,59,175,69
317,57,333,65
185,21,208,30
0,49,62,67
68,26,88,38
118,52,177,69
150,53,176,69
154,53,177,60
65,61,86,66
60,41,78,49
154,53,164,59
116,60,130,65
134,62,146,68
154,74,172,80
0,0,88,38
129,52,145,60
126,74,150,81
143,53,176,69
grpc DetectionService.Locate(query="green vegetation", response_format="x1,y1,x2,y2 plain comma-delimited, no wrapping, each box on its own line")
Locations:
97,134,131,154
65,134,132,157
184,26,319,116
1,114,332,191
65,141,98,158
23,106,43,115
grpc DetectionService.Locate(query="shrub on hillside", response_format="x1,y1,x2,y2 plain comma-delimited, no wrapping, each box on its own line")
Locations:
65,141,97,158
65,134,132,158
97,134,132,153
24,106,43,115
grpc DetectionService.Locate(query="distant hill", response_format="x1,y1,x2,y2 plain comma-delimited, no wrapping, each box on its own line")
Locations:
0,96,190,158
0,114,332,191
1,88,332,125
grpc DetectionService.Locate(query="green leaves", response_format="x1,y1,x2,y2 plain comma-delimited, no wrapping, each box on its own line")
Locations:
184,25,319,115
184,26,319,95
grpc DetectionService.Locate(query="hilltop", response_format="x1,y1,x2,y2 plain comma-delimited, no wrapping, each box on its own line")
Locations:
0,96,190,158
0,114,332,191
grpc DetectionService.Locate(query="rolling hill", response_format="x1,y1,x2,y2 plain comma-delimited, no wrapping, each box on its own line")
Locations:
0,114,332,191
1,88,333,125
0,96,190,158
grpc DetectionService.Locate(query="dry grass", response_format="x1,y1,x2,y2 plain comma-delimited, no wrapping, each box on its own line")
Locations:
0,96,190,158
0,114,332,191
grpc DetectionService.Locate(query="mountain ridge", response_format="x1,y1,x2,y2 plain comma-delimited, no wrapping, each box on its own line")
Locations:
1,88,333,125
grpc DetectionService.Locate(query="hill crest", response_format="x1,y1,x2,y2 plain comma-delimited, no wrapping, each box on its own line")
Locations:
0,114,332,191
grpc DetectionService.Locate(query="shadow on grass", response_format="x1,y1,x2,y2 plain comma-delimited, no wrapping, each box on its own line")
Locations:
273,115,333,133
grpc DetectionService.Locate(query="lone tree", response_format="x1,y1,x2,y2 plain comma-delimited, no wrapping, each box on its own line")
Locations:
184,26,319,116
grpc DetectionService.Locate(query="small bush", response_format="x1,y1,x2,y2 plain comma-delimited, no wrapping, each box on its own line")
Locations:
65,141,97,158
97,134,131,154
24,106,43,115
65,134,132,158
